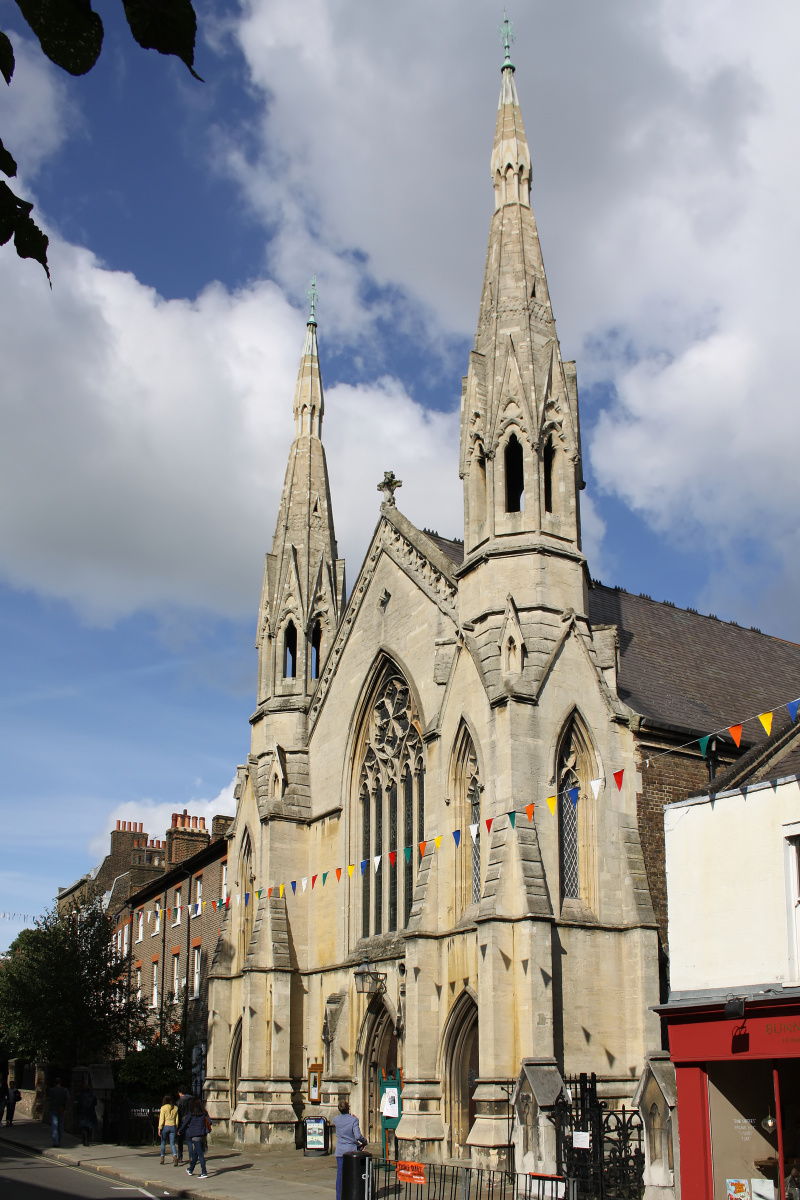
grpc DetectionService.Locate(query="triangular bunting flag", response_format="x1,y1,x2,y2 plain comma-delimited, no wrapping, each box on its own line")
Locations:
759,711,774,736
312,875,318,889
348,865,355,878
360,860,367,875
323,872,328,885
508,811,516,829
435,835,442,850
419,840,427,858
568,787,578,809
546,796,557,815
525,803,534,823
613,770,624,791
698,735,711,758
788,700,800,725
244,893,250,906
469,823,478,842
211,901,217,912
225,897,230,909
291,881,297,895
728,724,742,746
302,878,307,892
486,817,493,834
374,855,382,873
336,868,342,882
590,779,603,799
279,884,284,898
453,829,461,848
256,890,261,899
268,887,273,898
404,847,411,863
389,851,396,867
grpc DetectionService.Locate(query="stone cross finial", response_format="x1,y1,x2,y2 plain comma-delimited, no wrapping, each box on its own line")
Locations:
378,471,403,506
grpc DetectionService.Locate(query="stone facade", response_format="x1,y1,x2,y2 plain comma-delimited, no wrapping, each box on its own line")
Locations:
205,53,663,1166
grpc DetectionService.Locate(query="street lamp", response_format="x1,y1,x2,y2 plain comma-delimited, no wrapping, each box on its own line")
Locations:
354,959,387,996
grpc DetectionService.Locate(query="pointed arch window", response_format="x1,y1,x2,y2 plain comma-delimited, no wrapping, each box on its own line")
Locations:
505,433,524,512
237,832,254,968
355,666,424,939
310,620,322,680
544,436,556,514
452,724,481,915
283,622,297,679
556,715,598,910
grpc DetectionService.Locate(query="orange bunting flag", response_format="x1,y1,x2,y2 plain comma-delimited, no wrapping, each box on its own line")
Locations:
546,795,557,815
348,864,355,878
485,817,493,834
729,724,742,747
759,711,773,736
389,851,396,867
419,840,427,858
336,868,342,882
525,803,535,823
268,887,273,898
613,769,624,791
435,836,442,850
312,875,318,889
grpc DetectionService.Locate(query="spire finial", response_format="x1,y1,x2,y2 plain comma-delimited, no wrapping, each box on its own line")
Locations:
306,274,319,326
499,11,515,71
377,470,403,507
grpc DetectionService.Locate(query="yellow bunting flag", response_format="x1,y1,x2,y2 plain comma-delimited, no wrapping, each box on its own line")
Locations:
348,864,355,878
546,796,557,815
279,884,284,898
435,836,442,850
759,711,773,736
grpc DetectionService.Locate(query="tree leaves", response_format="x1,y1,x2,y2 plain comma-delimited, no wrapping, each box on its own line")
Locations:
122,0,201,79
0,181,50,282
0,138,17,178
13,0,103,76
0,31,15,84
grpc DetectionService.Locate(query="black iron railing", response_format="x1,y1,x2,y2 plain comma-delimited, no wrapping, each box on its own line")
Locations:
368,1159,574,1200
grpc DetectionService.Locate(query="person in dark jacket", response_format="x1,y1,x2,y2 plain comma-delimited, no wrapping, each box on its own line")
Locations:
76,1085,98,1146
332,1100,366,1200
178,1098,210,1179
48,1077,71,1147
176,1090,192,1164
6,1081,21,1126
0,1078,7,1126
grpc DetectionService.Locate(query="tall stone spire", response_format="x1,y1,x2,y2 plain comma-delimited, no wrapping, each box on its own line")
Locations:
255,289,346,709
459,41,584,575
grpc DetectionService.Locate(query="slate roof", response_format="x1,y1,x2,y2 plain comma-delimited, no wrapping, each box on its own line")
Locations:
588,585,800,747
705,717,800,794
419,530,800,751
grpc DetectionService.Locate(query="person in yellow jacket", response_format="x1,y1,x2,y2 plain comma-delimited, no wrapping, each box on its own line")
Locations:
158,1094,179,1165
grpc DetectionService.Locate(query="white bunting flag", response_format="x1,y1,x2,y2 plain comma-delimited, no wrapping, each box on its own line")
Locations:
374,855,382,872
302,878,307,892
469,823,479,842
236,895,240,906
590,779,604,800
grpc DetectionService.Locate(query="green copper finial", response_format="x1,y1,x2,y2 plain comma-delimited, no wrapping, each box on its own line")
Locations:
306,274,319,325
499,11,515,70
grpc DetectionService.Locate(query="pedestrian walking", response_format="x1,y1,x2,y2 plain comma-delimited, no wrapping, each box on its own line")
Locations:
179,1098,211,1179
157,1094,179,1166
332,1099,367,1200
6,1081,21,1126
76,1083,98,1147
176,1089,192,1163
0,1078,7,1126
48,1077,70,1146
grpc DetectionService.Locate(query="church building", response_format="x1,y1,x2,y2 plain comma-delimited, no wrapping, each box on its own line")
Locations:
205,41,800,1164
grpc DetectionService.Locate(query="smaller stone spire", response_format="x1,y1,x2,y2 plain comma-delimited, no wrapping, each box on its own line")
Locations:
491,15,531,209
293,279,324,438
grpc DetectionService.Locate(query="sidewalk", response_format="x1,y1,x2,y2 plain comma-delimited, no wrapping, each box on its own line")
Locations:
0,1115,338,1200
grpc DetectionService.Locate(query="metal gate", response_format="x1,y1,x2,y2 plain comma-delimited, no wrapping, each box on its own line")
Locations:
555,1073,644,1200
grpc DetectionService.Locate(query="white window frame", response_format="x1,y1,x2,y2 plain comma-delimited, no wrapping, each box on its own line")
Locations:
136,968,142,1002
123,922,129,958
151,961,159,1007
173,889,181,926
222,863,228,902
173,952,180,998
193,946,201,998
152,906,161,935
136,910,143,942
783,822,800,981
193,876,202,916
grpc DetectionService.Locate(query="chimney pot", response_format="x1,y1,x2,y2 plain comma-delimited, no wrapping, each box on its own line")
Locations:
172,813,178,828
192,816,198,829
199,817,206,830
139,822,143,833
116,820,121,830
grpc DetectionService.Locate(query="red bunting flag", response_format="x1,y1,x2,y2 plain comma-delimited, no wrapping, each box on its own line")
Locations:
268,887,273,898
729,724,742,747
525,803,534,823
312,875,318,889
613,770,624,791
486,817,493,834
336,868,342,882
419,840,427,858
389,851,396,867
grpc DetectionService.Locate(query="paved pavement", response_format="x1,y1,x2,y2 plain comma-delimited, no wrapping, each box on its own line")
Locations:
0,1116,339,1200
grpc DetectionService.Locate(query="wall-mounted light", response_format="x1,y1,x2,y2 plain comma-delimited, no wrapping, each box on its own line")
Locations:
724,997,745,1019
354,958,386,996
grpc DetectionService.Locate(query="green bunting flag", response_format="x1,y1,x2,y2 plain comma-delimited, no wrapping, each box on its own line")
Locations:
404,847,411,863
508,811,516,829
698,735,711,757
323,872,328,886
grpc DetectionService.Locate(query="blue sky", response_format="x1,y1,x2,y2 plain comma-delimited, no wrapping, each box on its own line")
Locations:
1,0,799,948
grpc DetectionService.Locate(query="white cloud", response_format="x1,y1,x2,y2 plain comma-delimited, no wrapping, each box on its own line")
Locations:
0,32,77,178
87,778,236,861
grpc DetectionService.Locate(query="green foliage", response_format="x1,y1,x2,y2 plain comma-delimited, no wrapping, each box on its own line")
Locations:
1,0,201,280
118,998,192,1099
0,898,151,1067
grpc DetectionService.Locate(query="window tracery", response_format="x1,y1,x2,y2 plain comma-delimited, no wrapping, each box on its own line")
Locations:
452,724,481,914
357,667,424,938
556,715,598,911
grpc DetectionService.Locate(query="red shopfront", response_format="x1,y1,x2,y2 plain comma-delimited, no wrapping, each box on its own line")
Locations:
662,998,800,1200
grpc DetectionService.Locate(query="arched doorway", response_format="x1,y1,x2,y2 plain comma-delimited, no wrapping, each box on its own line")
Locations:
443,992,479,1160
229,1019,242,1121
360,997,398,1145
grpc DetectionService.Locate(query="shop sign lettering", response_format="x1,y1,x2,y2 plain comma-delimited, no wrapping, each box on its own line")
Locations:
396,1162,426,1185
